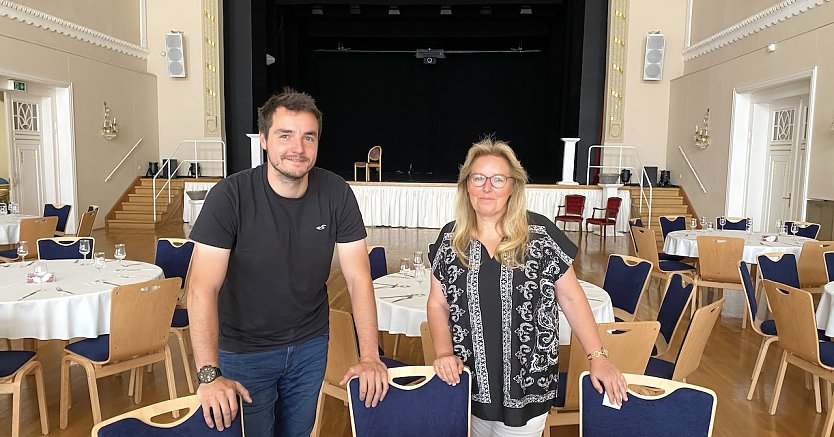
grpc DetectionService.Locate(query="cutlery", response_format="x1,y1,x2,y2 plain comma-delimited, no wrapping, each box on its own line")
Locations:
96,280,122,287
17,290,38,301
55,286,75,295
379,294,415,299
19,261,35,268
374,283,405,289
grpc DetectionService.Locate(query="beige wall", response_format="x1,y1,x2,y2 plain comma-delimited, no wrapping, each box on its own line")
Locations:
689,0,782,44
15,0,141,45
667,2,834,219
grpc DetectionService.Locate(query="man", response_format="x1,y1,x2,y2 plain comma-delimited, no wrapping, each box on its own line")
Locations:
188,89,388,436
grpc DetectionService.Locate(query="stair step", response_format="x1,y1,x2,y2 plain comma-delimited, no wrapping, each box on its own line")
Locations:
121,202,169,212
106,219,158,230
632,197,684,206
127,194,175,204
134,186,182,196
114,211,163,221
139,177,222,187
626,187,680,197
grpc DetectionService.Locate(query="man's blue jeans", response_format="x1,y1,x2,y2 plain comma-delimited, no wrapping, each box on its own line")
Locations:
219,335,328,437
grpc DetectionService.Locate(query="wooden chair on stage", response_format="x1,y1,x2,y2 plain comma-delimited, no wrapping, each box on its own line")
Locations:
354,145,382,182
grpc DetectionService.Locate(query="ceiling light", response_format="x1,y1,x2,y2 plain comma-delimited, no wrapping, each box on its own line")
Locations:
350,5,361,15
520,6,532,15
312,5,323,15
440,6,452,15
388,6,400,15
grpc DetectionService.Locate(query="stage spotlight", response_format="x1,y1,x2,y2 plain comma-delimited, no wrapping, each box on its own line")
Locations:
480,6,492,15
520,5,532,15
388,6,400,15
440,6,452,15
312,5,323,15
350,5,361,15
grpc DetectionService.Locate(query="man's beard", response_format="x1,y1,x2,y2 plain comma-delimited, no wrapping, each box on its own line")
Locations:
269,155,312,182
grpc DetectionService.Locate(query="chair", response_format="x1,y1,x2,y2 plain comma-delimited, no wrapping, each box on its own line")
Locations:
156,238,197,394
580,371,716,437
43,203,72,236
798,241,834,290
0,351,49,437
554,194,586,234
91,395,243,436
628,218,644,255
602,254,653,322
543,321,660,435
693,236,745,322
659,216,686,239
354,145,382,182
368,246,388,280
347,366,471,437
76,208,97,237
739,261,781,401
419,321,436,365
36,237,94,260
757,252,800,288
312,309,409,437
645,298,724,382
764,279,834,435
59,278,182,428
631,226,695,305
653,273,696,360
784,220,821,239
716,216,748,231
585,197,622,238
0,216,59,261
826,251,834,282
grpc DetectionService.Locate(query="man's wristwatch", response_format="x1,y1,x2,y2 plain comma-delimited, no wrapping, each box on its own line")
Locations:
197,365,222,384
587,347,609,361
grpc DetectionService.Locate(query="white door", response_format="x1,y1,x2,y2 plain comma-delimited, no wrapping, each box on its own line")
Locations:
762,98,805,231
9,97,45,216
763,147,792,232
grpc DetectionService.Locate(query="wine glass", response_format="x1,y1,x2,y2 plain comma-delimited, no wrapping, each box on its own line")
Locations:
414,263,426,286
33,260,49,292
775,219,783,235
0,204,6,215
399,258,411,279
78,240,91,263
114,243,126,267
706,221,714,231
700,216,707,228
746,217,753,235
413,251,424,269
690,217,698,232
93,252,106,278
719,216,727,231
791,222,799,236
17,241,28,263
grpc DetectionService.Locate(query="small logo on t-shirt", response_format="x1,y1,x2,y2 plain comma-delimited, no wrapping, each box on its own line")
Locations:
316,224,327,231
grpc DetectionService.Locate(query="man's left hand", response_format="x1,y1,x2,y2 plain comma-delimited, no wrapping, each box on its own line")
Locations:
340,356,389,407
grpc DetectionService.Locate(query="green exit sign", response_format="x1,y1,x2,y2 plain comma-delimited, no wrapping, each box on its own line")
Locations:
12,80,25,91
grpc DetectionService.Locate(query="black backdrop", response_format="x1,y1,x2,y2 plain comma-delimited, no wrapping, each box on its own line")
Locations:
224,1,607,183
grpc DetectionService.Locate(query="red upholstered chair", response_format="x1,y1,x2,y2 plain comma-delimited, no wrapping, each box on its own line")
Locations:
554,195,586,234
585,197,622,238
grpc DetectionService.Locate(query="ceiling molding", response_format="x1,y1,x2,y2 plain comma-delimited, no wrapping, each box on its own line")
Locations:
0,0,149,59
683,0,830,61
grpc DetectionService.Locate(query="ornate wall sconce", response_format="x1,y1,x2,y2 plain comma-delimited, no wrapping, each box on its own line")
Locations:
101,101,118,140
694,108,710,149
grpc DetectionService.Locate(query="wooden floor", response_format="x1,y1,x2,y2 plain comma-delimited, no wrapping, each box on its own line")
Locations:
0,225,825,436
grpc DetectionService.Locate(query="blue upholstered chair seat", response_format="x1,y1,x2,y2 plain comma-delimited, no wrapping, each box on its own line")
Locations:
819,342,834,367
171,308,189,328
0,350,36,377
0,249,18,259
95,404,243,436
645,357,675,379
758,319,829,340
659,261,694,271
553,372,568,407
658,253,686,262
65,335,110,362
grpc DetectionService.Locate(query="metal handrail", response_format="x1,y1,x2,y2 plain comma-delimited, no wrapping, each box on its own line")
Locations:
678,146,707,194
104,138,143,183
152,139,227,219
586,145,654,228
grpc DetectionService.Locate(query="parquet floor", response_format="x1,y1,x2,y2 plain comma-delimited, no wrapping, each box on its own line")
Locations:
0,225,824,436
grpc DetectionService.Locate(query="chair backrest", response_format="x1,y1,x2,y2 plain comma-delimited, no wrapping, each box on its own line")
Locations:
738,261,759,325
757,252,799,288
763,280,823,367
580,371,716,437
605,197,622,218
419,321,436,364
155,238,195,289
798,241,834,288
368,246,388,280
659,216,686,239
826,251,834,282
43,203,72,233
107,278,181,364
563,321,660,410
717,216,747,230
563,195,586,216
602,254,653,319
91,394,243,436
670,298,724,381
629,218,644,228
656,273,696,346
19,216,59,259
348,366,470,437
368,145,382,162
326,309,361,387
784,221,820,239
696,236,744,283
37,237,94,260
76,209,97,237
631,226,660,267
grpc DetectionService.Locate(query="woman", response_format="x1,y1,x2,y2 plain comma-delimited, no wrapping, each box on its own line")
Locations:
427,139,627,436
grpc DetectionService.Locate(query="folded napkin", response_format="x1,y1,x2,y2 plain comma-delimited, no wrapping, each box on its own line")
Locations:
26,272,55,283
761,234,778,243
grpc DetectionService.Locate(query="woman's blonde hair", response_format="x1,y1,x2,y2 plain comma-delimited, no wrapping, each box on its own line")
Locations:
452,138,529,268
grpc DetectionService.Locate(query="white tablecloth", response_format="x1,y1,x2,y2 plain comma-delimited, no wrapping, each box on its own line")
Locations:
183,182,217,223
663,230,812,264
0,214,37,245
351,184,631,231
374,274,614,345
0,259,164,339
816,282,834,337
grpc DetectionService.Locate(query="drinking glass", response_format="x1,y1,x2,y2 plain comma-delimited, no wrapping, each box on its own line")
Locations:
114,243,126,266
78,240,91,263
700,216,707,228
33,260,49,291
93,252,106,278
706,222,714,231
10,203,18,214
690,217,698,232
791,223,799,236
17,241,28,263
414,264,426,286
746,217,753,235
719,216,727,231
413,251,424,269
0,204,6,215
399,258,411,278
775,219,783,235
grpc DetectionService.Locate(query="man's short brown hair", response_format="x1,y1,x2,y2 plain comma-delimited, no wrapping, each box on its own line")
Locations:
257,88,323,139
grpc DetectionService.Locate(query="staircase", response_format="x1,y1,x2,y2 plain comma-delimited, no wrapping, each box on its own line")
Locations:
626,186,698,246
106,177,221,231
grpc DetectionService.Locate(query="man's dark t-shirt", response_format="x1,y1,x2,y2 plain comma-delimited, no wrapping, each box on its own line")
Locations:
189,165,367,353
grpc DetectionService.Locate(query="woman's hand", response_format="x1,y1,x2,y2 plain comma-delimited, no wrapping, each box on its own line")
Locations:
433,353,464,385
589,357,629,405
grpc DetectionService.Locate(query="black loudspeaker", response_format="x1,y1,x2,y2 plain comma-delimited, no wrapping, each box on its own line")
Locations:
659,170,672,187
642,166,658,187
189,163,201,178
145,162,159,177
643,33,665,81
162,159,178,178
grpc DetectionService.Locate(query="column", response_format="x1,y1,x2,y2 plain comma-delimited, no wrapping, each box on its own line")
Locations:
558,137,580,185
247,134,264,168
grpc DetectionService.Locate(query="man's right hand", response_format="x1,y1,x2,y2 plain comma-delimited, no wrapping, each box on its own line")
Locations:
197,377,253,431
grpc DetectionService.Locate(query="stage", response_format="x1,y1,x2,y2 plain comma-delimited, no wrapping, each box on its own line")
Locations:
348,182,632,231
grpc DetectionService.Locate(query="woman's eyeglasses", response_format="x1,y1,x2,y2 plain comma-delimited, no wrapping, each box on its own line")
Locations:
469,173,512,188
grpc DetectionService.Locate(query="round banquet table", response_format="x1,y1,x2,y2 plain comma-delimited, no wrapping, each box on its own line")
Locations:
0,213,37,245
374,272,614,345
0,259,164,340
816,282,834,337
663,229,812,263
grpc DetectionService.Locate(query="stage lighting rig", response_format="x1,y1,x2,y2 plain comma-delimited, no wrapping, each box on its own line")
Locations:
416,48,445,65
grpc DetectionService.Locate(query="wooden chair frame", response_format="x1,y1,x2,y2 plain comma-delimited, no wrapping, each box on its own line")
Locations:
354,145,382,182
59,278,182,428
0,353,48,437
604,254,653,322
631,226,695,311
91,394,243,436
693,236,745,323
0,216,58,262
798,241,834,290
157,238,197,394
739,261,780,401
584,197,622,238
419,321,435,365
76,209,97,237
667,298,724,382
554,194,586,234
312,309,361,437
653,273,696,360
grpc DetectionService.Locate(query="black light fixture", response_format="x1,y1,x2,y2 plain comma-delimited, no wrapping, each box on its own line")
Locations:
312,5,323,15
480,6,492,15
388,6,400,15
350,5,360,15
440,6,452,15
520,5,532,15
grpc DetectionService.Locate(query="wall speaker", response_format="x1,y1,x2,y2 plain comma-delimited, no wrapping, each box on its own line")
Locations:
642,33,665,81
165,32,186,78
